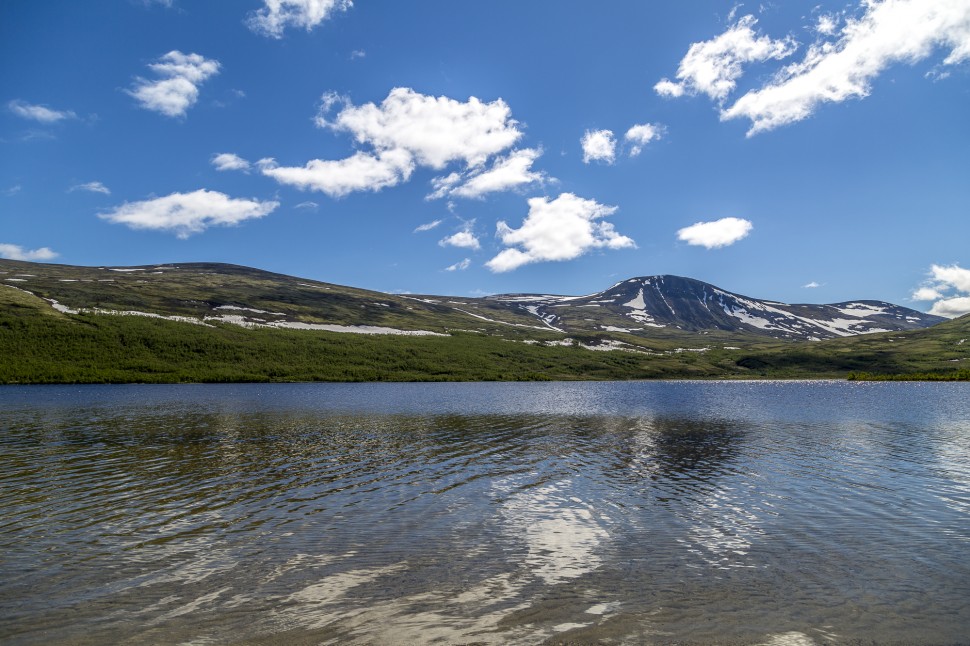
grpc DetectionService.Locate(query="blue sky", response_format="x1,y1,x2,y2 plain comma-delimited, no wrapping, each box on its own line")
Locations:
2,0,969,315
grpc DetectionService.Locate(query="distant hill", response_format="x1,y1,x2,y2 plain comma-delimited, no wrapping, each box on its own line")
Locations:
0,260,943,341
1,259,966,383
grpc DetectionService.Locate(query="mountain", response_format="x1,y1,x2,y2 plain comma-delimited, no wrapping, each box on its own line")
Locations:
1,259,966,383
0,260,944,342
485,275,945,340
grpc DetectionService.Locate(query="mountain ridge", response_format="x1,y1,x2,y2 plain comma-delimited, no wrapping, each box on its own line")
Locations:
0,259,945,342
485,274,944,340
2,259,967,384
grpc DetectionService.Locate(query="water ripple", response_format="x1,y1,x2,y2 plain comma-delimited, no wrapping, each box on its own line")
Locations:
1,381,969,644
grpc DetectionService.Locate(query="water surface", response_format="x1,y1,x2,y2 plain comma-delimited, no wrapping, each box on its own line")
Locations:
1,381,968,644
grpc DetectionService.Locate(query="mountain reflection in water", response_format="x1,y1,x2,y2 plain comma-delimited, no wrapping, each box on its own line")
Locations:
1,381,968,644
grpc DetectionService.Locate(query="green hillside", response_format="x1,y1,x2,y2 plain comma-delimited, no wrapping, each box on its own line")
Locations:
1,259,968,383
0,285,729,383
731,313,970,380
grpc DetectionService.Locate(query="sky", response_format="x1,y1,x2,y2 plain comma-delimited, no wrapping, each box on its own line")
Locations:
1,0,969,316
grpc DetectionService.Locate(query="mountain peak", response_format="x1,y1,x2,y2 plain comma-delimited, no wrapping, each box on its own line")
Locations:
493,273,944,340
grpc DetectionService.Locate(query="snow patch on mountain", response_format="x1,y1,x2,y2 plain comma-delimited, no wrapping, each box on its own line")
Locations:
835,303,889,318
623,289,646,310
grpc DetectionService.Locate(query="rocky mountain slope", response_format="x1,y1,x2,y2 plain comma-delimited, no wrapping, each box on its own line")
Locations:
485,275,944,340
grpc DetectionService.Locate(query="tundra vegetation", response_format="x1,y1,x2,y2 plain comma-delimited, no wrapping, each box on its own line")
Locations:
1,260,967,383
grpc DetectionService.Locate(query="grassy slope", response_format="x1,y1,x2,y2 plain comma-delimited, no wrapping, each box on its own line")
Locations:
2,259,968,383
730,314,970,378
0,287,730,383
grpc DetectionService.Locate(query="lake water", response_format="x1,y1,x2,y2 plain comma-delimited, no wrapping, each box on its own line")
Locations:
1,381,968,645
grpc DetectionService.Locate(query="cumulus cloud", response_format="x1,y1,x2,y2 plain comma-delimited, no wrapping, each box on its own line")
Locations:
913,263,970,318
661,1,970,135
930,297,970,318
248,0,352,38
69,181,111,195
99,189,278,238
318,87,522,169
263,88,527,198
439,228,481,250
803,281,822,289
128,51,220,118
413,219,443,233
653,79,686,98
655,15,797,102
0,243,58,261
581,129,616,164
624,123,664,156
211,152,251,172
428,148,546,200
486,193,634,273
8,100,77,123
722,0,970,135
258,149,414,198
912,286,943,301
445,258,471,272
929,264,970,292
677,217,753,249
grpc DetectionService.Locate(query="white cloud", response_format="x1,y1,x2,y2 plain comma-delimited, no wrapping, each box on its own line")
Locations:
912,263,970,318
803,281,822,288
486,193,634,273
211,152,251,172
8,100,76,123
318,87,523,169
816,13,840,36
930,263,970,293
722,0,970,134
677,217,753,249
264,88,529,199
0,243,58,261
350,49,366,60
653,79,686,98
624,123,664,156
248,0,352,38
439,229,480,250
70,181,111,195
3,185,22,197
99,189,278,238
428,148,546,200
445,258,471,272
655,15,797,102
294,201,319,210
912,286,943,300
258,149,414,198
930,297,970,318
414,219,443,233
581,129,616,164
128,51,220,118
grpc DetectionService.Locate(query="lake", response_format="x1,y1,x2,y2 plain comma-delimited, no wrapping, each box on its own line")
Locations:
1,381,968,644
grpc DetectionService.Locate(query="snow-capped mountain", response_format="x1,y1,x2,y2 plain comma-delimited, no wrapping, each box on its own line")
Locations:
0,259,946,343
489,275,945,340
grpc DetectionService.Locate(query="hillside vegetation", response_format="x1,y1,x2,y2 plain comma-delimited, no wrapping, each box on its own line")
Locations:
1,259,968,383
